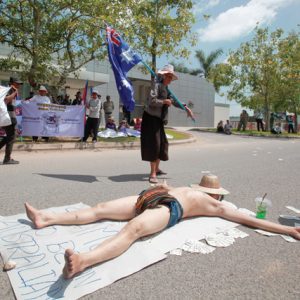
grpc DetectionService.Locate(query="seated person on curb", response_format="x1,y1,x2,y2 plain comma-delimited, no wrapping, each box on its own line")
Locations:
224,120,232,135
217,120,224,133
24,174,300,279
118,119,130,134
105,116,117,131
271,123,282,134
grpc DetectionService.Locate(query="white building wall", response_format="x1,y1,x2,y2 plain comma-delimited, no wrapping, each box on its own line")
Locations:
214,104,230,127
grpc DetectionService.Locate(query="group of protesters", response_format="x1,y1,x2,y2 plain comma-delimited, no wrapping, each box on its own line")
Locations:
0,76,145,163
236,109,296,134
0,77,118,164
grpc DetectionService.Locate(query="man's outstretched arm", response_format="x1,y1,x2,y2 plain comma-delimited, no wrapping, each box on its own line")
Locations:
218,204,300,240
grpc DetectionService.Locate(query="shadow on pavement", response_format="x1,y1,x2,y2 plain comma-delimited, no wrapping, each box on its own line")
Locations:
108,173,150,182
35,173,99,183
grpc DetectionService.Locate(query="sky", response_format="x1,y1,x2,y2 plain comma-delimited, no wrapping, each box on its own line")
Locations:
160,0,300,116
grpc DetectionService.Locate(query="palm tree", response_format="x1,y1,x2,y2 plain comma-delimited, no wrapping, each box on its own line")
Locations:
192,48,223,78
170,61,191,74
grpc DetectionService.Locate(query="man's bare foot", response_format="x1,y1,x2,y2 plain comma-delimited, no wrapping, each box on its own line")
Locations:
24,202,50,229
63,249,85,279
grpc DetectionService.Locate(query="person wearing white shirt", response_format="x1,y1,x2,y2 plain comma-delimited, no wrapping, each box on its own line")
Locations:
29,85,51,142
82,90,102,143
30,85,51,105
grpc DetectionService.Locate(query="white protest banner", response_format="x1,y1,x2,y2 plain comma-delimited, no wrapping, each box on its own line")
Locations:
0,201,241,300
0,203,166,300
21,102,85,137
0,86,11,127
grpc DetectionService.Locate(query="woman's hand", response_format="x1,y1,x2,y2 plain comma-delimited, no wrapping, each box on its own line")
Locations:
163,99,172,106
185,106,195,120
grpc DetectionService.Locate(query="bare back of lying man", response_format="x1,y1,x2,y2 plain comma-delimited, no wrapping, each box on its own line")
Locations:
25,174,300,279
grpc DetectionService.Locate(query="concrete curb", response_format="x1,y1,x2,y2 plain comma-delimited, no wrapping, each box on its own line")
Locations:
192,128,300,139
8,132,197,152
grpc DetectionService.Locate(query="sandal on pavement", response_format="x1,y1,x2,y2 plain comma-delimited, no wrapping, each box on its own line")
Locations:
157,170,167,175
149,177,158,184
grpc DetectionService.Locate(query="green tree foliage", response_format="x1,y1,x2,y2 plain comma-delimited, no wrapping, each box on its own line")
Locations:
113,0,196,79
0,0,196,89
274,31,300,132
208,62,233,94
191,48,230,93
0,0,109,87
227,27,285,129
192,48,223,77
169,61,191,74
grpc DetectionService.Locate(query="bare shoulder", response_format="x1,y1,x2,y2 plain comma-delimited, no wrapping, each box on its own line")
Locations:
169,187,208,200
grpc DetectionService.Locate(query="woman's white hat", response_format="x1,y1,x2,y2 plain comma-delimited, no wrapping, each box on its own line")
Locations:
190,174,230,195
157,64,178,81
39,85,47,92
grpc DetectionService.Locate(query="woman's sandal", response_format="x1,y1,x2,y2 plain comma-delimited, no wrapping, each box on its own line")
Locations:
149,177,158,184
156,170,167,176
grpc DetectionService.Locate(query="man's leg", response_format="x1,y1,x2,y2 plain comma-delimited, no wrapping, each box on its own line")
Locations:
0,135,8,150
63,205,170,279
25,195,138,229
256,119,259,131
2,123,16,162
92,118,99,141
82,118,92,142
261,120,264,131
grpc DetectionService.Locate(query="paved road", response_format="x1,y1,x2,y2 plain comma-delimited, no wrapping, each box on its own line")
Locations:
1,131,300,299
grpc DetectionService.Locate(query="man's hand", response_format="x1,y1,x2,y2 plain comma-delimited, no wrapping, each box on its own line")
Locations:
4,86,18,104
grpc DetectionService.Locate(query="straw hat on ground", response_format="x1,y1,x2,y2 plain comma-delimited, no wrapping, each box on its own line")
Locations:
157,64,178,81
190,174,230,195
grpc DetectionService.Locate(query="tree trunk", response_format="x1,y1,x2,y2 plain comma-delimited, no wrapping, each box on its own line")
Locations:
264,94,270,131
28,1,41,87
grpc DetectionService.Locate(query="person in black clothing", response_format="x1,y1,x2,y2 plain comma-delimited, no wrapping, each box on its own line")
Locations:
62,94,71,105
0,77,23,164
122,105,131,125
72,91,82,105
141,65,194,184
286,115,294,133
216,120,224,133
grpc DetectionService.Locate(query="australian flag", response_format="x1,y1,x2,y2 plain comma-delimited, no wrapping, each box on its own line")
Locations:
106,26,142,112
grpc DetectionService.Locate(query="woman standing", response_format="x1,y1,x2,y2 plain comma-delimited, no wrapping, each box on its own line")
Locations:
141,65,194,183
